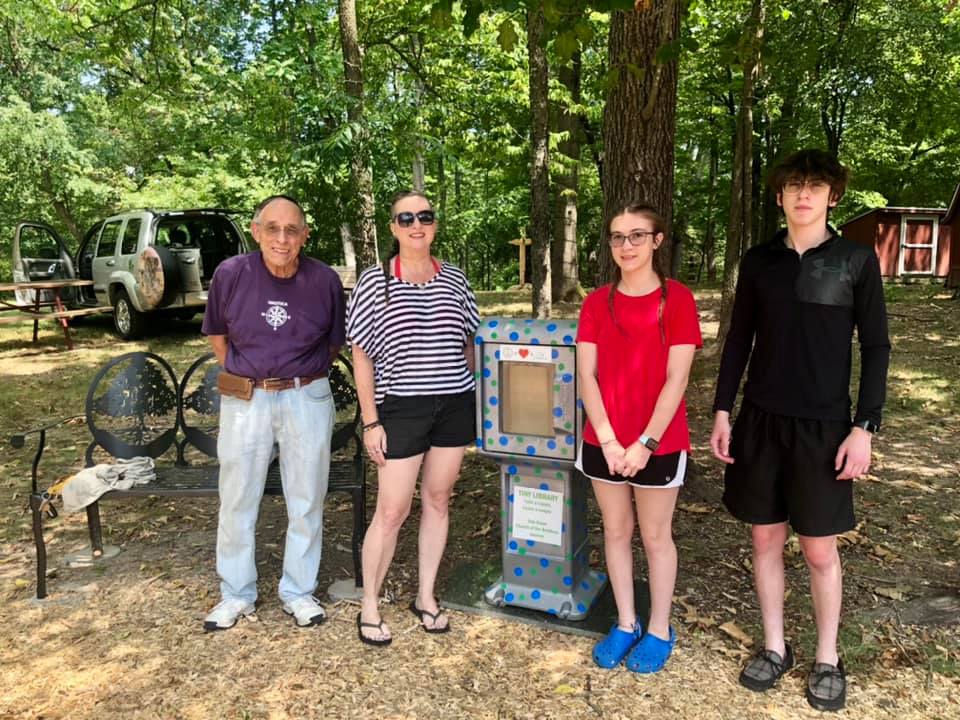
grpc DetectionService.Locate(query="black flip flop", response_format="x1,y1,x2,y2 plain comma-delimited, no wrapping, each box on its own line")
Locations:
408,600,451,634
356,612,392,647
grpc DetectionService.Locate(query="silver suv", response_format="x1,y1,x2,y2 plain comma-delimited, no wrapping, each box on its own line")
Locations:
13,208,250,339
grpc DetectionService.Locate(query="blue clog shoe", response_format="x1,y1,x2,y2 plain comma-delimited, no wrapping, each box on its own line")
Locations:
592,623,641,669
625,626,676,673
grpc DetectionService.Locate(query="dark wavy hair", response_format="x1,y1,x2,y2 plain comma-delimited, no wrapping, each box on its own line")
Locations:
767,148,849,203
382,190,432,304
606,202,668,343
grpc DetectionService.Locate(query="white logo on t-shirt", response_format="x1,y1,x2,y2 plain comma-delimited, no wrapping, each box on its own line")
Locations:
262,300,289,331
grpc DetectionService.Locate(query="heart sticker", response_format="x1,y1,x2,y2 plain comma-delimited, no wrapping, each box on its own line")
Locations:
519,348,529,358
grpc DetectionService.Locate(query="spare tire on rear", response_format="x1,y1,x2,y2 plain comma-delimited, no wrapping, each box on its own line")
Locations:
136,245,181,309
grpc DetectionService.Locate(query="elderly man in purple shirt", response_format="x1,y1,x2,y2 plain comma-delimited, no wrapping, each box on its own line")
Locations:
201,195,345,631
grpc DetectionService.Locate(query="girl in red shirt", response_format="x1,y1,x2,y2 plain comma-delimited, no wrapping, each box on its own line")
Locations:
576,203,702,672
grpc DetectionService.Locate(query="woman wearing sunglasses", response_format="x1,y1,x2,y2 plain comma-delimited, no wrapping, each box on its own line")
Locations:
576,203,702,672
346,191,480,646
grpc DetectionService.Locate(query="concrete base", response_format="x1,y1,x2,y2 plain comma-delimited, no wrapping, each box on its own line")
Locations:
327,578,362,603
442,559,649,639
64,544,121,568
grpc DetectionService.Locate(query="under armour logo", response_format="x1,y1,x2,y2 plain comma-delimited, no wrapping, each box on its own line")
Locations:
810,258,851,282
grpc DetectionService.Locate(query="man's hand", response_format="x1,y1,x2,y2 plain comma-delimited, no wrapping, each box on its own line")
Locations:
621,442,652,477
364,425,388,468
835,427,872,480
710,411,734,464
601,440,627,476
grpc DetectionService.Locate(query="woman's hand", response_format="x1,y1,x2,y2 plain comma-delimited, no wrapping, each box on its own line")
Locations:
364,425,388,468
620,442,652,477
600,440,627,476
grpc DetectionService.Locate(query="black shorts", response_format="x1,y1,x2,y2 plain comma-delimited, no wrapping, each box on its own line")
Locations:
722,402,855,537
378,391,476,460
577,442,687,488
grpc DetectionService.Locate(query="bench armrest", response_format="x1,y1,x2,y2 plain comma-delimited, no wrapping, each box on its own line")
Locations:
9,415,85,494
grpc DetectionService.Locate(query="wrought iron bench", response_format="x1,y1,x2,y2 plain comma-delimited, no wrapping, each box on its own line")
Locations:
15,351,366,599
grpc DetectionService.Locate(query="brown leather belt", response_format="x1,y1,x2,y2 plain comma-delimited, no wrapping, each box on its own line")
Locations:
253,372,327,392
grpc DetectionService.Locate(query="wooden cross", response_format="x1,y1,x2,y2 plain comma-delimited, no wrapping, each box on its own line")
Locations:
509,232,532,288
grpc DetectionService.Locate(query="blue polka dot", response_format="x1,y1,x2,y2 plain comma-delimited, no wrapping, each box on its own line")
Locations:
514,567,524,577
547,440,557,450
490,396,498,405
581,581,591,590
474,336,483,344
508,540,518,550
539,558,549,568
562,373,573,383
563,335,574,344
494,350,501,359
563,576,573,586
531,590,541,599
509,332,520,341
483,420,493,430
531,338,540,345
539,482,549,490
565,435,575,445
508,494,514,503
482,368,491,378
546,323,557,332
598,572,607,582
577,603,587,613
475,438,483,447
499,436,508,446
561,523,566,532
547,608,557,615
526,445,536,455
505,592,514,602
576,399,584,408
525,318,534,324
526,540,535,547
507,465,517,474
551,349,559,359
487,320,499,328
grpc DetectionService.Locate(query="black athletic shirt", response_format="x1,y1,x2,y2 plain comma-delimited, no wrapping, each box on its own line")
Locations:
713,228,890,428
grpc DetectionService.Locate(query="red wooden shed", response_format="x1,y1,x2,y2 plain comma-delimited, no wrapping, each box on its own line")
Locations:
840,205,952,280
944,184,960,288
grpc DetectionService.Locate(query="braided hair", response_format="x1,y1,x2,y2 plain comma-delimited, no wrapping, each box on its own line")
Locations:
606,203,669,344
382,190,432,305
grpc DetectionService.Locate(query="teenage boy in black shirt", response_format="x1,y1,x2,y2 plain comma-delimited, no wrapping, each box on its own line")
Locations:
711,149,890,712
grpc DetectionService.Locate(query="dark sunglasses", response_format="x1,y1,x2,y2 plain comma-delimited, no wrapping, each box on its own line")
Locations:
393,210,436,228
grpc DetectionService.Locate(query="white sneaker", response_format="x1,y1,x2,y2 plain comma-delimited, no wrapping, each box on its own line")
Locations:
203,598,256,632
282,595,327,627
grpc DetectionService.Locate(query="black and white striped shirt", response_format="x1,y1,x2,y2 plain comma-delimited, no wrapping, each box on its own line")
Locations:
346,262,481,404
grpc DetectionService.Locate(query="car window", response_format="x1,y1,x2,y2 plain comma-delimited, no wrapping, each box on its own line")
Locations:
19,226,62,259
97,220,122,258
120,218,142,255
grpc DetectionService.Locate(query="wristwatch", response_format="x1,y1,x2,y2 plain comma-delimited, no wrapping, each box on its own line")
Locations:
638,434,660,451
853,419,879,434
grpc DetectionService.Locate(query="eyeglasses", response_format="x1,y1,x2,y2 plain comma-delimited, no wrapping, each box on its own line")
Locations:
782,179,830,195
393,210,436,228
256,223,304,239
609,230,657,248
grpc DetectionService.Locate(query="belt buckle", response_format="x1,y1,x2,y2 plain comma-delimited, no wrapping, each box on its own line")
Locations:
261,377,286,392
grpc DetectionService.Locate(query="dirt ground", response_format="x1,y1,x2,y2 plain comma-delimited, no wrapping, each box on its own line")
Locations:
0,286,958,719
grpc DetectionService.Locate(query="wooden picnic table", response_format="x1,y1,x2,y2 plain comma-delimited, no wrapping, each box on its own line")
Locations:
0,279,112,349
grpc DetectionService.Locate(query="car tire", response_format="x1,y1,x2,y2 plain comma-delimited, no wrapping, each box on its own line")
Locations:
114,289,146,340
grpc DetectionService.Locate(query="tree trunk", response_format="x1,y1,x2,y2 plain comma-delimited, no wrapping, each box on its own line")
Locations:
340,223,356,271
551,53,581,303
338,0,378,267
528,2,551,317
599,0,680,285
718,0,763,344
704,133,719,281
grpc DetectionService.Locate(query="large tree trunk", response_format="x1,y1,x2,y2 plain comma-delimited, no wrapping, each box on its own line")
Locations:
718,0,763,344
528,2,551,317
551,53,581,303
338,0,378,267
598,0,680,285
704,132,719,282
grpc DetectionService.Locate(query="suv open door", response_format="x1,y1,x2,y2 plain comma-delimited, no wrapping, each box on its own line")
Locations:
12,223,78,306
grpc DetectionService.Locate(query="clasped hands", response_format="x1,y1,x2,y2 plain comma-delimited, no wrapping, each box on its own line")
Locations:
600,439,651,478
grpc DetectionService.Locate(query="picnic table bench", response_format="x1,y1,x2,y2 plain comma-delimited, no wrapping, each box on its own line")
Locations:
13,351,366,599
0,280,112,349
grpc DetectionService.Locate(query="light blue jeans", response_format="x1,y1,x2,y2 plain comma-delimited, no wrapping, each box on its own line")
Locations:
215,378,334,603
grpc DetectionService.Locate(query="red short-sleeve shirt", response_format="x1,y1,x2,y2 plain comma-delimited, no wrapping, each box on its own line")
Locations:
576,279,702,454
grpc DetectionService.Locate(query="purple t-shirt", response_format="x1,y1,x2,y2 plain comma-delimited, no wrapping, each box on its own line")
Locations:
202,252,346,379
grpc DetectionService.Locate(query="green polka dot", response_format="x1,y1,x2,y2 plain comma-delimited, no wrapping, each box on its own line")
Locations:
555,472,563,479
508,526,512,533
561,448,568,455
569,322,576,328
566,553,573,561
517,436,524,442
518,547,526,555
483,406,489,415
519,593,526,600
500,510,506,518
491,380,497,387
554,385,561,392
564,422,572,429
533,467,542,475
491,332,498,338
555,566,563,575
530,568,538,576
500,583,507,589
524,328,531,334
565,498,573,506
552,586,559,594
485,355,491,362
486,438,493,444
558,363,565,371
